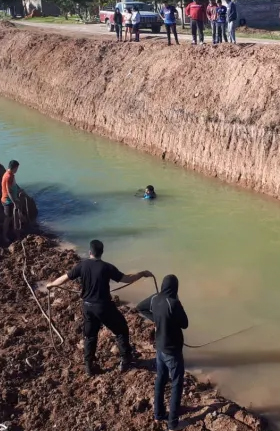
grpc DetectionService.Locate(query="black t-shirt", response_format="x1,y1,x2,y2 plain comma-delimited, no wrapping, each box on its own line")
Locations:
67,259,124,303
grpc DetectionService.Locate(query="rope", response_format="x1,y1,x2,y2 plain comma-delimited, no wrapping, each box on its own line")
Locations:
110,275,159,294
183,325,257,349
21,240,64,346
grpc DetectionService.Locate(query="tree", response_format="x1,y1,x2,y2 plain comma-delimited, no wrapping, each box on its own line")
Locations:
45,0,75,19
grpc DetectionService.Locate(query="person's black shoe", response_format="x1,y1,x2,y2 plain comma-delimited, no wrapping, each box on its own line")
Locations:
119,354,134,373
176,41,180,45
85,361,102,377
155,413,169,423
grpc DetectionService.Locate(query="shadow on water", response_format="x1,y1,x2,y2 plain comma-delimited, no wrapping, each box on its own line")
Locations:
252,406,280,431
188,349,280,369
22,182,160,242
24,183,98,221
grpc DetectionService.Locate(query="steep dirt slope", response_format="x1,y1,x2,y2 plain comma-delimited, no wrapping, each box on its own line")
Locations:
0,23,280,197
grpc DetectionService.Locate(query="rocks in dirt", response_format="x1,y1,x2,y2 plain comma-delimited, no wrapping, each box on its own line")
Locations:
0,20,15,28
205,413,253,431
0,235,269,431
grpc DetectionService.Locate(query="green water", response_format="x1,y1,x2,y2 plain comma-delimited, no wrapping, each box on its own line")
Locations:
1,96,280,425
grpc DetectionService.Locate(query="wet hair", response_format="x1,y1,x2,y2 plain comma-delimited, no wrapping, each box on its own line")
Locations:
8,160,19,170
90,239,104,258
146,185,155,193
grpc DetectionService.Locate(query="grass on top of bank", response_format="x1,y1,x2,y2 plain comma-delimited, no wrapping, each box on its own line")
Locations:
17,16,83,24
178,25,280,40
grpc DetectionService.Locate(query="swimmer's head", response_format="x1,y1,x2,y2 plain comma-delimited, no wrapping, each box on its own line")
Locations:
145,185,155,195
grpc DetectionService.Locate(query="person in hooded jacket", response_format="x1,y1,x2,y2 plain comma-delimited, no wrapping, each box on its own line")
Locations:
136,275,188,431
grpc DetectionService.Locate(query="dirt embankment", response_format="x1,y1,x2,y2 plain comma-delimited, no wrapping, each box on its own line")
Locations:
1,23,280,198
0,235,269,431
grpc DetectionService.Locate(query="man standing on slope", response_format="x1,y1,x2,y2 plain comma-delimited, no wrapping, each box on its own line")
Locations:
1,160,23,244
185,0,206,45
46,239,153,375
160,1,179,46
136,275,188,431
207,0,218,44
226,0,237,43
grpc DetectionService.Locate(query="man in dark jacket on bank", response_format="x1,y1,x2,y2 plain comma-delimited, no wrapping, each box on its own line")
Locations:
136,275,188,431
46,239,153,376
226,0,237,43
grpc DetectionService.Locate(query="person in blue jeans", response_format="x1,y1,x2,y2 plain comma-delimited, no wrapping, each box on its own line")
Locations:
160,1,179,46
216,0,228,42
136,274,188,431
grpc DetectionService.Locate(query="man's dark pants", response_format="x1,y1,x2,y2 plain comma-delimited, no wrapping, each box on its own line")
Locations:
191,19,204,43
115,23,122,40
165,23,179,45
210,21,217,43
217,22,228,42
154,350,184,430
83,301,132,362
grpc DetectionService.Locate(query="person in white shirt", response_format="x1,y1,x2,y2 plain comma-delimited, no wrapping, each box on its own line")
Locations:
124,7,133,42
132,6,141,42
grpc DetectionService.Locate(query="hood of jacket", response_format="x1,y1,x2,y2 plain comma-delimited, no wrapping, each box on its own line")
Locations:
160,274,178,298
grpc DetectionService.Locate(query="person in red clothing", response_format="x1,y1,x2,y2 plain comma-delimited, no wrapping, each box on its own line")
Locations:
206,0,218,44
185,0,206,45
1,160,23,244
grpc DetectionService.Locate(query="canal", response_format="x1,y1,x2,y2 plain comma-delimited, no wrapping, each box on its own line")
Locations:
1,96,280,428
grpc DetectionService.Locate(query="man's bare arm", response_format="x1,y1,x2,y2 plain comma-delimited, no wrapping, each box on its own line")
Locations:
120,270,153,284
46,274,69,289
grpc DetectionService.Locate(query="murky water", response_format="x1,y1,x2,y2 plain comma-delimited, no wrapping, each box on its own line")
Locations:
1,96,280,428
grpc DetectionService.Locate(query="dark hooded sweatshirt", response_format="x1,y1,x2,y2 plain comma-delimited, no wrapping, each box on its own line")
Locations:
136,275,188,355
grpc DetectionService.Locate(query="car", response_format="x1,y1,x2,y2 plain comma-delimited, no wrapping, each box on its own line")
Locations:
99,1,162,33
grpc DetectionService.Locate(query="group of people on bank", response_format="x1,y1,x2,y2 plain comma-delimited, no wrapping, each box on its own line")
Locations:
113,0,237,46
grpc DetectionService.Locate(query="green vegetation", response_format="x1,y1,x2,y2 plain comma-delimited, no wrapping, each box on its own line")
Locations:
21,15,83,24
177,25,280,41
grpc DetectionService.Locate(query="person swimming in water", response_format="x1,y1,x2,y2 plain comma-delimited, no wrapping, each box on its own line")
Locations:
143,185,156,199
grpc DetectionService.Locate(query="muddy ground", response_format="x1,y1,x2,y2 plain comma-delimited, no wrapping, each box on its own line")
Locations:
0,235,269,431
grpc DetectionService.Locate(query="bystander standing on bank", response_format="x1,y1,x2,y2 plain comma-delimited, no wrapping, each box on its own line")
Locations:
216,0,228,42
124,7,133,42
114,7,123,42
132,6,141,42
185,0,206,45
160,1,179,46
226,0,237,43
206,0,218,44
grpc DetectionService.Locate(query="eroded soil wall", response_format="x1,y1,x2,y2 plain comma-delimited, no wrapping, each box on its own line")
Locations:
1,24,280,197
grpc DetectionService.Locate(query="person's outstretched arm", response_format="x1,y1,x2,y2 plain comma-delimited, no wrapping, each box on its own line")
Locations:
46,273,69,289
46,262,82,289
120,270,153,284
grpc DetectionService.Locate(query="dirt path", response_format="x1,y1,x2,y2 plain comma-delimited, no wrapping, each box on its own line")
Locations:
16,20,280,45
0,235,270,431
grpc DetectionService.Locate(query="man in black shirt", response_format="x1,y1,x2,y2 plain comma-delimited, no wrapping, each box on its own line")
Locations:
46,239,153,376
136,275,188,431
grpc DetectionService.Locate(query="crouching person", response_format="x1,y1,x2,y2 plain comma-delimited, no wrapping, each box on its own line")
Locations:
136,274,188,431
